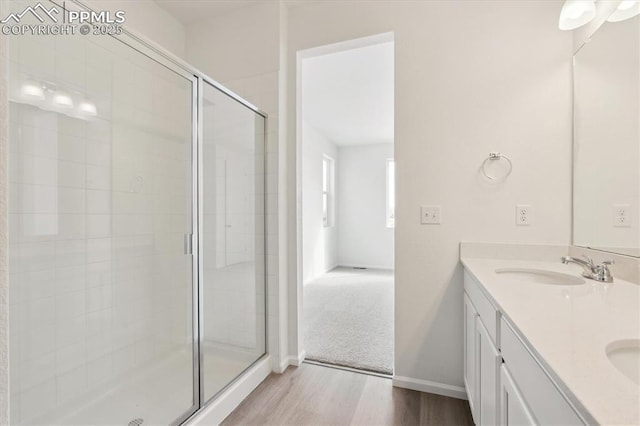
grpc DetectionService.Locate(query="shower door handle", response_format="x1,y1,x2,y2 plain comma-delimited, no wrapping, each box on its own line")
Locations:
184,233,193,255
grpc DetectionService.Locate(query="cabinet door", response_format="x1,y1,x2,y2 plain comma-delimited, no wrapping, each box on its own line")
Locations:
500,318,584,426
500,365,536,426
464,293,479,423
477,318,500,426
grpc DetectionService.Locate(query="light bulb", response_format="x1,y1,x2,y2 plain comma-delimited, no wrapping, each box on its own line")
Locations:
21,80,44,100
607,0,640,22
559,0,596,30
78,100,97,117
567,3,587,19
618,0,636,11
52,91,74,109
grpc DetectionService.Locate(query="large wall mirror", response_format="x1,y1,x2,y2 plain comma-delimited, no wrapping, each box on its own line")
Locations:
573,10,639,257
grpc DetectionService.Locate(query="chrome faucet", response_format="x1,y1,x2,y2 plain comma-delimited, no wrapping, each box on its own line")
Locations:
561,255,615,283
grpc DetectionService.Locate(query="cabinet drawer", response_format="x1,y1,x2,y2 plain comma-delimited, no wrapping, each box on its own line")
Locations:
464,269,499,344
500,318,584,425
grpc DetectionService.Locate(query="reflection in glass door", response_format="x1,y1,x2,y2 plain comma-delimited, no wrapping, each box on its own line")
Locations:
201,81,266,401
7,6,197,424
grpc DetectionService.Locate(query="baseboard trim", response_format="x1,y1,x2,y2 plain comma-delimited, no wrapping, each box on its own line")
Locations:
280,350,306,370
185,355,271,425
392,375,467,400
276,357,289,373
303,265,394,285
294,350,306,366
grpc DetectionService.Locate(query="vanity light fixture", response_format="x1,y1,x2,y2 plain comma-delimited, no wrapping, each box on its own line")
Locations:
52,90,74,109
20,80,45,101
77,100,98,117
15,78,99,119
607,0,640,22
559,0,597,30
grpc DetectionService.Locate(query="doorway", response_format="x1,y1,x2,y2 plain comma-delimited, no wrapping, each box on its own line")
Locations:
298,34,395,375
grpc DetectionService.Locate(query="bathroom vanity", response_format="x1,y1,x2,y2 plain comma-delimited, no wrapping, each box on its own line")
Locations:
460,245,639,425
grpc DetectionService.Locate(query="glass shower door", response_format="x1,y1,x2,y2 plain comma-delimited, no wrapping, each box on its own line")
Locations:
7,3,197,423
201,81,266,401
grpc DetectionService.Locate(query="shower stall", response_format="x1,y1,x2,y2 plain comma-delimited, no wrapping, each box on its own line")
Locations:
5,0,266,424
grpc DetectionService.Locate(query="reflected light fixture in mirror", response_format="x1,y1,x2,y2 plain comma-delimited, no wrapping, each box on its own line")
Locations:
15,78,99,119
607,0,640,22
559,0,596,30
52,90,74,109
77,100,98,117
20,80,44,101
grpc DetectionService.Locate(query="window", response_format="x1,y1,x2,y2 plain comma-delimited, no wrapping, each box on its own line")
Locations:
322,155,334,227
386,159,395,228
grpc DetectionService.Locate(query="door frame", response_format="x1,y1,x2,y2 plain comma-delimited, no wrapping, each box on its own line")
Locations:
293,31,395,366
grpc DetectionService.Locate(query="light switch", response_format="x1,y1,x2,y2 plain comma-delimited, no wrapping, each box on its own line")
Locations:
421,205,441,224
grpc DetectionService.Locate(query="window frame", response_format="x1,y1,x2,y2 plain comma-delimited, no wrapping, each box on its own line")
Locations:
386,158,395,228
322,155,335,228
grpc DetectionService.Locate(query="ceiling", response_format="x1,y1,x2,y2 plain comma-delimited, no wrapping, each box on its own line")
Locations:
154,0,264,24
302,41,394,146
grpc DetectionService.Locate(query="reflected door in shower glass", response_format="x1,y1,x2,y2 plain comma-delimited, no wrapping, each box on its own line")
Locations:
202,82,266,400
7,4,196,424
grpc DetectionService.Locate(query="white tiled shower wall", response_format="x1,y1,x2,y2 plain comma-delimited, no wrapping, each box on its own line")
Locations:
7,24,193,422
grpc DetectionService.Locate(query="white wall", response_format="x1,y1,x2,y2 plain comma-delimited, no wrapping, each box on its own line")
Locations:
337,143,394,269
302,122,338,283
287,0,572,393
85,0,186,59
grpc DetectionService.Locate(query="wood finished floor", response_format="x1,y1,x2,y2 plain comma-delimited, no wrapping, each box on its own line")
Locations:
221,363,474,426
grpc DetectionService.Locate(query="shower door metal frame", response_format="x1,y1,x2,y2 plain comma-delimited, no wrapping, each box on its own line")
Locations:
41,1,271,424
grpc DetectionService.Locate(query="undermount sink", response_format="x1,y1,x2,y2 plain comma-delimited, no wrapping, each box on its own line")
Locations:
495,268,585,286
606,340,640,386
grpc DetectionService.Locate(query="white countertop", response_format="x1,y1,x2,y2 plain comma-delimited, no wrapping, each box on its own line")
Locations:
461,257,640,426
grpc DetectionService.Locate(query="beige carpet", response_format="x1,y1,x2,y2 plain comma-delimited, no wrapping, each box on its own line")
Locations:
303,267,394,374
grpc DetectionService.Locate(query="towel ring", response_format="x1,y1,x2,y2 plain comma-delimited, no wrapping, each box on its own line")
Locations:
482,152,512,180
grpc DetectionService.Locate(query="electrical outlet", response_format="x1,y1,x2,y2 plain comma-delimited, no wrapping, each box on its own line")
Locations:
613,204,631,227
421,205,441,224
516,204,531,226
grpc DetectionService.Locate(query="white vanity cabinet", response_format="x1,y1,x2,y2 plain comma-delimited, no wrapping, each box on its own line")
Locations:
463,293,479,423
477,318,500,425
499,318,583,426
463,269,586,426
499,365,535,426
464,270,500,426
